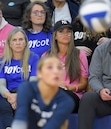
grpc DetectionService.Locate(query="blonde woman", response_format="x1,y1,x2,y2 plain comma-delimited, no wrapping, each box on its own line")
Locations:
12,54,74,129
0,27,39,129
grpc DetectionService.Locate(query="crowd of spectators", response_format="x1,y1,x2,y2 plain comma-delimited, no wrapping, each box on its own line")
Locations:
0,0,111,129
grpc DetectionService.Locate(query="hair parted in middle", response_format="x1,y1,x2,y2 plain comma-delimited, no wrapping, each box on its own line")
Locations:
0,27,30,80
22,0,52,33
50,29,81,83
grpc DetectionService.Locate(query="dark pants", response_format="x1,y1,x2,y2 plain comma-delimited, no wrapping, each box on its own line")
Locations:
78,92,111,129
64,90,80,113
0,98,14,129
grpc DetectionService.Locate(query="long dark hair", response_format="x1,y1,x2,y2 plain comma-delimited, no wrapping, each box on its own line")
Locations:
22,1,52,33
50,30,81,83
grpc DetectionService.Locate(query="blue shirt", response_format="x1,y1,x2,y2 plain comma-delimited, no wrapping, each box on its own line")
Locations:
26,30,52,57
0,53,39,92
13,81,74,129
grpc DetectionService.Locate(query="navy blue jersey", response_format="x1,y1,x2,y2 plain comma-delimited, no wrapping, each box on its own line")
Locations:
13,81,74,129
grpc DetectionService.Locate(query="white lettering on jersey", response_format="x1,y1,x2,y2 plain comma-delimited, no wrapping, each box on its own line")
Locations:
28,39,50,48
4,65,31,74
31,98,57,127
74,31,85,40
37,119,47,127
31,103,41,114
41,111,53,118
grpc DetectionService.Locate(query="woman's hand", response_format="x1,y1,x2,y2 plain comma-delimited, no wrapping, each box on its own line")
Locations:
76,46,92,56
7,93,17,110
59,81,68,90
97,37,109,45
59,81,76,91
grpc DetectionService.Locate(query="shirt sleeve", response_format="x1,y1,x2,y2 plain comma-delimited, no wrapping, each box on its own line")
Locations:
79,50,89,78
0,65,8,96
42,90,74,129
29,54,39,77
0,65,5,78
89,46,104,92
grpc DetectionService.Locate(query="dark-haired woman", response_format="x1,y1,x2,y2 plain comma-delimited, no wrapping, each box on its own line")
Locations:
22,1,52,57
43,20,88,112
73,16,107,65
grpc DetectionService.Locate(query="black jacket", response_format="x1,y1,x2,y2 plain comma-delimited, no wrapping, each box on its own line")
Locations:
1,0,30,26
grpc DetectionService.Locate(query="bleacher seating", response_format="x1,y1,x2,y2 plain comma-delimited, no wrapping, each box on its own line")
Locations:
68,113,111,129
1,113,111,129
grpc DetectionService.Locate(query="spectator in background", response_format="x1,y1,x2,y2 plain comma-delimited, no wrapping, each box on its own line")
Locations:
0,1,14,57
1,0,30,26
43,20,88,112
12,54,74,129
45,0,79,25
0,27,39,129
73,16,107,65
78,39,111,129
22,1,52,57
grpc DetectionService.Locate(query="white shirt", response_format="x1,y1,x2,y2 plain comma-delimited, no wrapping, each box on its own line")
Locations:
52,2,71,26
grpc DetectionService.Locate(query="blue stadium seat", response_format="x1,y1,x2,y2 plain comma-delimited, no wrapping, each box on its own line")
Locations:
1,113,111,129
68,113,111,129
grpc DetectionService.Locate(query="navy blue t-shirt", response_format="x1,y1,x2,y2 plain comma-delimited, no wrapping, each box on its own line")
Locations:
12,81,74,129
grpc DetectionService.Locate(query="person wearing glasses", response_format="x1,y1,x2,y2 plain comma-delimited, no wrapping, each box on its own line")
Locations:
43,20,88,113
22,1,52,57
12,54,74,129
0,27,39,129
0,1,14,58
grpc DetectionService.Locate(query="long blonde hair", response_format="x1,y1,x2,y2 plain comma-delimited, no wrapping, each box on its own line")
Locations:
0,27,30,80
